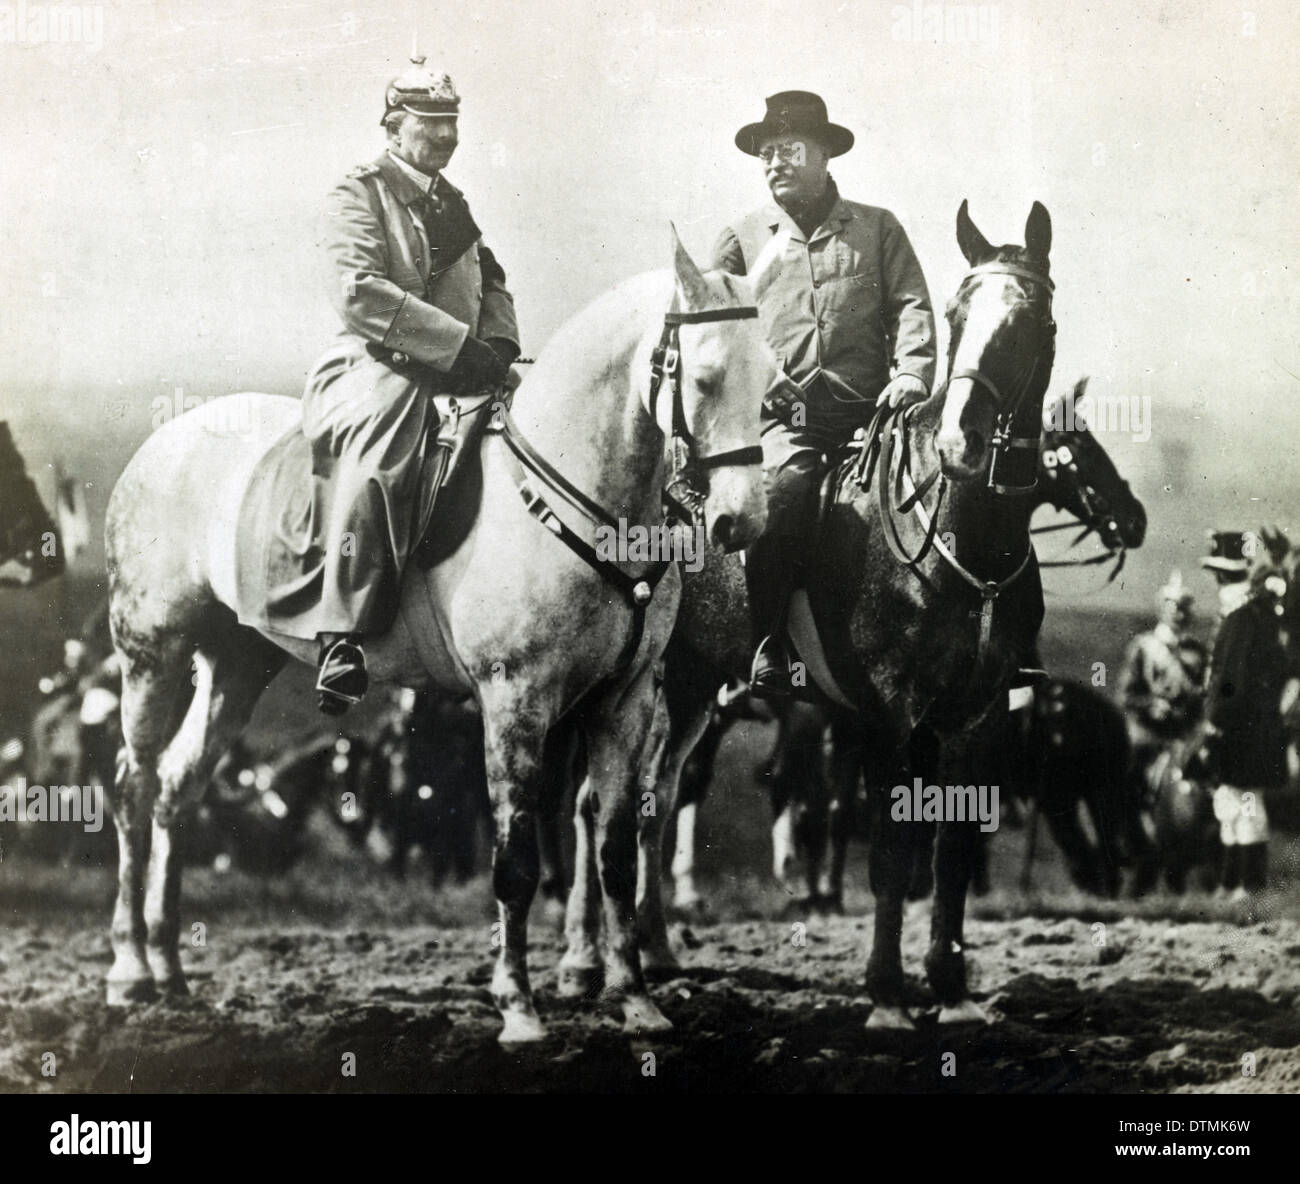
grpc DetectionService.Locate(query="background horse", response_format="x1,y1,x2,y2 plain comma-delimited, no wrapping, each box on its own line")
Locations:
103,233,771,1043
0,421,64,587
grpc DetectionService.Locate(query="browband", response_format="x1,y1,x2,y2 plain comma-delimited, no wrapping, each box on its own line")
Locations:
963,261,1055,293
665,307,759,324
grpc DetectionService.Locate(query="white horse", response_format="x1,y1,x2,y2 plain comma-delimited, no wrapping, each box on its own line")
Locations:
103,232,773,1043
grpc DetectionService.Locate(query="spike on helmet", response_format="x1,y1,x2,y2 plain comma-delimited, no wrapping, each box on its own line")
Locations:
382,53,460,125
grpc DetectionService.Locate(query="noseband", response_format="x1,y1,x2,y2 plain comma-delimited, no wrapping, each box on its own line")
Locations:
648,306,764,522
948,261,1057,497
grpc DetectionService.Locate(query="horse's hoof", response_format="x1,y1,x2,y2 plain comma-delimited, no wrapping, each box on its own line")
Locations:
641,948,681,982
106,977,157,1007
865,1005,915,1032
621,995,674,1036
498,1012,550,1045
814,893,845,916
556,962,602,999
938,999,990,1027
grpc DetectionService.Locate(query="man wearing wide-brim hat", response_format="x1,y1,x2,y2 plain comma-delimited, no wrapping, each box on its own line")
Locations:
294,54,520,714
713,91,936,695
1193,530,1288,897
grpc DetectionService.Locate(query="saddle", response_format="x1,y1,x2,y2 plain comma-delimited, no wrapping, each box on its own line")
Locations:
232,391,498,633
779,438,867,713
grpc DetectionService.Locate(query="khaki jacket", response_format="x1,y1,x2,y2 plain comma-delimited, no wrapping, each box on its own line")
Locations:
713,187,935,435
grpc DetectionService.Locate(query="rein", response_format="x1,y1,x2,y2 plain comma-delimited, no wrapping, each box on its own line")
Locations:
488,302,761,678
846,258,1057,683
851,402,1032,677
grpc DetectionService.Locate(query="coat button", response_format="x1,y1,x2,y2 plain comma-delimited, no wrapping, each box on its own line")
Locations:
813,278,822,288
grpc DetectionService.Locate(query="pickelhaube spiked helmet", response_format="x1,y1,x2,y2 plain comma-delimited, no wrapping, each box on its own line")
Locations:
382,52,460,125
1158,569,1194,606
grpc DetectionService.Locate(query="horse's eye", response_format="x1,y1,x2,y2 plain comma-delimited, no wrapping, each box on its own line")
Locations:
696,376,718,398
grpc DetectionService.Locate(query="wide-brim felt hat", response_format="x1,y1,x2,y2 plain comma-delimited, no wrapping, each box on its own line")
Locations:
735,90,854,157
1200,529,1252,573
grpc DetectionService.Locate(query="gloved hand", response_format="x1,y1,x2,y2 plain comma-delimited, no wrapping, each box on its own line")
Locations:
484,337,520,367
445,335,510,393
880,373,929,409
763,372,805,420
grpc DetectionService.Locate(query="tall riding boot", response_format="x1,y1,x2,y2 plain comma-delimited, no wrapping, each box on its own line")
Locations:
745,544,801,698
1217,843,1242,893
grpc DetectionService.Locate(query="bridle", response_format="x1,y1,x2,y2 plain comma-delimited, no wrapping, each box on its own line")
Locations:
1034,437,1129,582
647,306,764,523
948,260,1057,498
849,259,1057,678
490,300,762,676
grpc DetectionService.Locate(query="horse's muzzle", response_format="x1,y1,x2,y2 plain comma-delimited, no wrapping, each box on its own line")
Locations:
937,378,995,481
705,464,767,552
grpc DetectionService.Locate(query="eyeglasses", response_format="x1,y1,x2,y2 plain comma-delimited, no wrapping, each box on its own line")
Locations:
757,143,807,165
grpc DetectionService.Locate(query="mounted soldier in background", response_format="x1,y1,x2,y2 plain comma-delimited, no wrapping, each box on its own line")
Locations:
301,54,520,713
711,91,936,696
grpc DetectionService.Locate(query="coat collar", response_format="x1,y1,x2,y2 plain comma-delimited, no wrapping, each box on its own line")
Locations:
763,180,852,245
374,151,463,207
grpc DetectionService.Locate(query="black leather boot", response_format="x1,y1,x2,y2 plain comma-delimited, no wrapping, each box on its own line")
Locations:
1217,843,1242,893
1241,842,1268,893
317,634,368,716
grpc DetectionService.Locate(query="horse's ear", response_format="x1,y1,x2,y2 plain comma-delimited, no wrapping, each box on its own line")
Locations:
956,199,994,266
747,227,791,301
670,222,711,310
1025,201,1052,259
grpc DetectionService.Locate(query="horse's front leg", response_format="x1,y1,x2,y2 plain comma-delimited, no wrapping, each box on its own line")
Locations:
638,686,712,974
585,668,673,1035
480,696,552,1044
864,745,916,1031
925,735,991,1026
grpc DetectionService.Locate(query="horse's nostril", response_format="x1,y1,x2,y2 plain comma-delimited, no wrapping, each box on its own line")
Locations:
711,514,734,550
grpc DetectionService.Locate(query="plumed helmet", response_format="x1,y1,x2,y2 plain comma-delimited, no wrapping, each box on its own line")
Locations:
1158,569,1194,606
382,53,459,125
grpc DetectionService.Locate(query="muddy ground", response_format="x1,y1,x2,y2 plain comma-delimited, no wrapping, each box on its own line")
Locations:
3,805,1300,1094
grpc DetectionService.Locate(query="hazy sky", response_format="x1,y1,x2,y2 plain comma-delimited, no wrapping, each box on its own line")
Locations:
2,0,1297,606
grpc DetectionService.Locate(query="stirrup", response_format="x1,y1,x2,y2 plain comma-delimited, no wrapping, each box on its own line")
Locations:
316,636,368,716
750,635,795,700
1009,667,1048,689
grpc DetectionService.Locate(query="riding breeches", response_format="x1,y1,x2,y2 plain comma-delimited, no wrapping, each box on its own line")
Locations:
298,344,438,637
745,413,848,644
